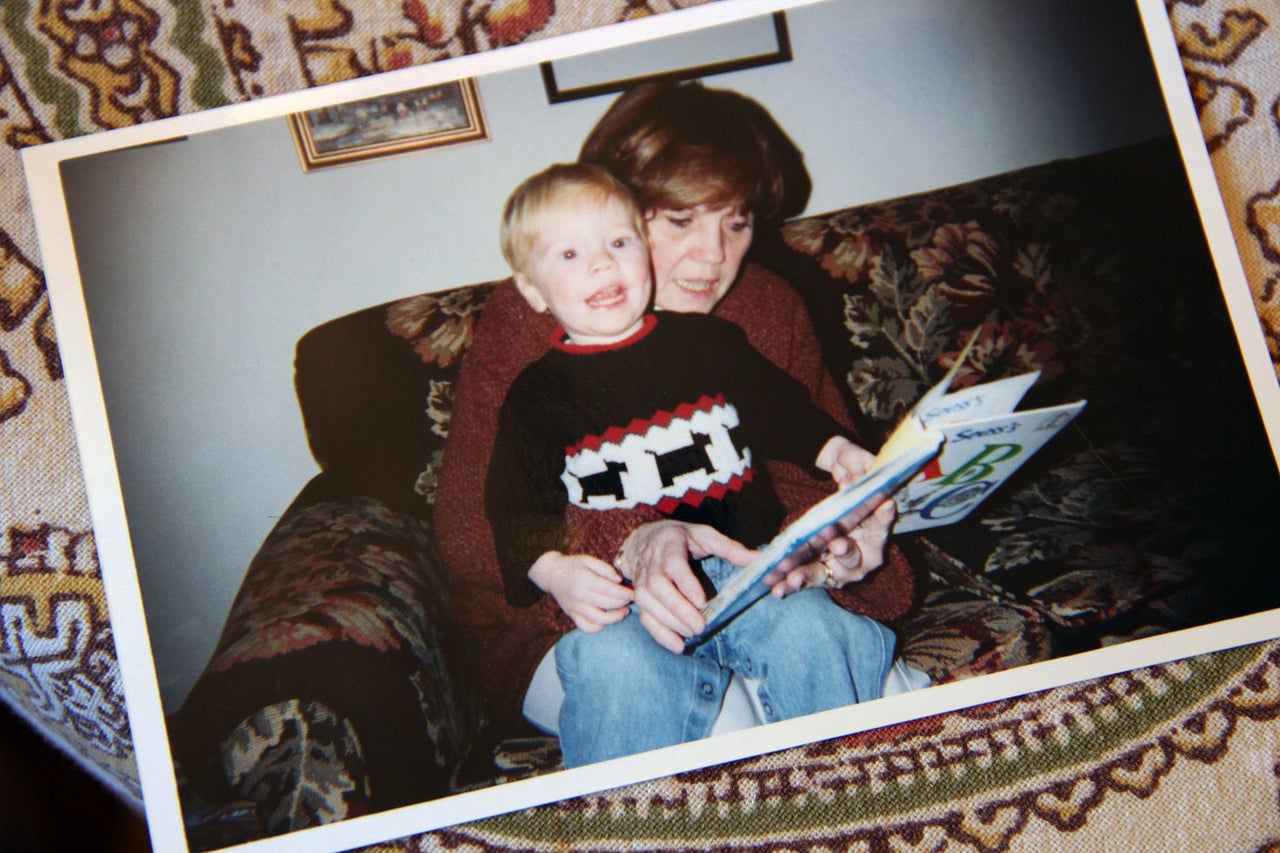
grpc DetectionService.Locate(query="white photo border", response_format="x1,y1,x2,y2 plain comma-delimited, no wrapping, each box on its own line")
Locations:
21,0,1280,851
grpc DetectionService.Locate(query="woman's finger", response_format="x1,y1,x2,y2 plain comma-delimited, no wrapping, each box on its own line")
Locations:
584,584,635,610
636,608,688,654
594,605,631,626
768,565,809,598
827,546,867,582
636,568,705,637
682,523,757,567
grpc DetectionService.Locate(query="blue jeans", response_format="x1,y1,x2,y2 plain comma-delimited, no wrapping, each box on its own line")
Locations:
554,556,896,768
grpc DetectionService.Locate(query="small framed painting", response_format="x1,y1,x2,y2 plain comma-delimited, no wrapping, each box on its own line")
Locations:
289,79,488,171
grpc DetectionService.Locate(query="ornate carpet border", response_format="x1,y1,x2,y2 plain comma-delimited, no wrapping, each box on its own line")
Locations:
419,641,1279,853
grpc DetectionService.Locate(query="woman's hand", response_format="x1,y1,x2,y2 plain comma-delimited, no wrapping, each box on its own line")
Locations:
616,520,757,653
766,499,896,598
528,551,634,633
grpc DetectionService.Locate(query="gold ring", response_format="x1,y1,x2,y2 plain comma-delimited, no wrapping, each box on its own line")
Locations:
823,562,837,588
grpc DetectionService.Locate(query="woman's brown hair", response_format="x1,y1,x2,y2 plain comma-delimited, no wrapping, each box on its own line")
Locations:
579,81,810,225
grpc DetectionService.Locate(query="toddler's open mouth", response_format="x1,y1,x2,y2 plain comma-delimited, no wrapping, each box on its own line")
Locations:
587,284,629,307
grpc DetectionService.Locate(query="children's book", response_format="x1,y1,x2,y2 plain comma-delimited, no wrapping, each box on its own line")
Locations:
892,370,1086,533
685,335,1086,649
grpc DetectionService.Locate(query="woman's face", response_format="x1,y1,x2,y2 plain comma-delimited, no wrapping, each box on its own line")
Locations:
645,204,753,313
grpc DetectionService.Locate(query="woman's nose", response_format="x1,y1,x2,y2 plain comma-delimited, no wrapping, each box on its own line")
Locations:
691,222,727,263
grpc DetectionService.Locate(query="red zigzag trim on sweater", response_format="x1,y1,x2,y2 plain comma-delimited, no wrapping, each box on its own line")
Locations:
564,394,726,456
655,469,754,513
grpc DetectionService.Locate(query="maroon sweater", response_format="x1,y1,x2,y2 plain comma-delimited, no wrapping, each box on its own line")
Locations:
434,263,915,734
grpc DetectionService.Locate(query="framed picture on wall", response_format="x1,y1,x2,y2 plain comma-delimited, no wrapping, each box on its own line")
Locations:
541,11,792,103
288,79,488,171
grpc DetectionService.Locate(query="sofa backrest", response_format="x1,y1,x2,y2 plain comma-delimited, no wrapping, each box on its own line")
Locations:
294,137,1222,512
290,136,1280,630
750,136,1224,450
293,283,498,519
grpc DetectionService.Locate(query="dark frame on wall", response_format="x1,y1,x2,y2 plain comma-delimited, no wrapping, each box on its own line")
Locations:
541,11,792,103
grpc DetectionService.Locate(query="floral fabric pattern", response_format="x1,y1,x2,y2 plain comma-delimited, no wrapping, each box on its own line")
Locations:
384,283,496,504
758,138,1279,633
386,285,493,370
776,165,1133,441
172,496,486,836
221,700,371,837
207,499,447,672
895,584,1050,684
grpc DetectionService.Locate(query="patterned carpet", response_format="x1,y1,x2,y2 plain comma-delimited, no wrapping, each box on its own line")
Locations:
425,643,1280,852
2,0,1280,850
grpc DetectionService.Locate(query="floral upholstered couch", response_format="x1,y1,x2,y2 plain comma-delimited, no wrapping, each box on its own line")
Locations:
168,136,1280,848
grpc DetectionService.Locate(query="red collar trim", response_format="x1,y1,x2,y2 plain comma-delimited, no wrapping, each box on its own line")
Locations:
550,313,658,354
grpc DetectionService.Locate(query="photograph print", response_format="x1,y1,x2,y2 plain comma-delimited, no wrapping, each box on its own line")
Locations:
28,0,1280,850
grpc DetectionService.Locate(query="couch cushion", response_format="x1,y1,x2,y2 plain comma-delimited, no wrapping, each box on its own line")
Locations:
895,583,1050,683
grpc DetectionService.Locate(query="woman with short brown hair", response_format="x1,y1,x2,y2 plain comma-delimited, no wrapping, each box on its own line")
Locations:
435,81,916,747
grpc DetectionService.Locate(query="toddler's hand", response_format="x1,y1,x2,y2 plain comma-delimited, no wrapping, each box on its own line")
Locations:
528,551,634,632
816,436,876,487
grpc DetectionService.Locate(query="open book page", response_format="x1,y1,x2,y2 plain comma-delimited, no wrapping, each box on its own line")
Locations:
895,389,1086,532
858,332,1085,533
916,371,1040,428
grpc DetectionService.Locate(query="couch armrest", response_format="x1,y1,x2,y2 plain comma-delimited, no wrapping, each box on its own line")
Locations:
294,308,441,517
178,698,367,849
170,480,485,823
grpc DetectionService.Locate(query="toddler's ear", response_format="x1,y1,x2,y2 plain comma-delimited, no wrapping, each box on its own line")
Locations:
512,272,549,314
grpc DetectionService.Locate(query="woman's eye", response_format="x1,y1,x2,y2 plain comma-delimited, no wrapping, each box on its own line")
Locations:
729,219,753,233
665,216,692,228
